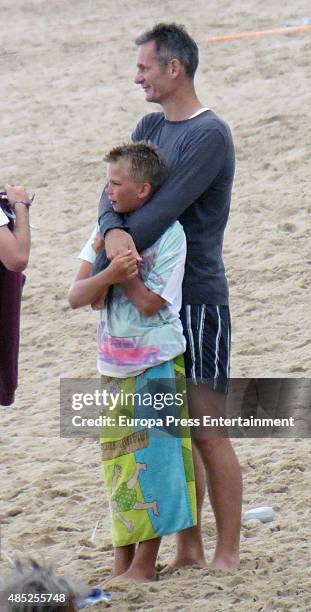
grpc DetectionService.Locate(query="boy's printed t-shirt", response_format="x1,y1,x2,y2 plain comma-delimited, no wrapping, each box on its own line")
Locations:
0,208,9,226
79,221,187,377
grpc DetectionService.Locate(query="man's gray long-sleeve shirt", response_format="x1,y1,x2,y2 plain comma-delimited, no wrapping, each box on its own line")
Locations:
98,109,235,305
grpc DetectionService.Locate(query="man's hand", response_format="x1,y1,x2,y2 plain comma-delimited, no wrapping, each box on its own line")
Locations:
105,228,142,262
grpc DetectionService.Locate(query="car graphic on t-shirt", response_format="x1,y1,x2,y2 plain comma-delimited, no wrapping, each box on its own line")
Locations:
98,335,160,366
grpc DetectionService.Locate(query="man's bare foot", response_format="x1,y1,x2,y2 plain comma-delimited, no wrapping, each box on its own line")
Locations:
104,567,157,584
209,552,240,571
160,555,206,575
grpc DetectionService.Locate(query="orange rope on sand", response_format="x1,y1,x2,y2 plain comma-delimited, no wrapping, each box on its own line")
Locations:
206,24,311,42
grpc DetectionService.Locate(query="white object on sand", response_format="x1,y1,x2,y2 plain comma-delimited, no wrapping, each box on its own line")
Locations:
243,506,275,523
91,519,100,542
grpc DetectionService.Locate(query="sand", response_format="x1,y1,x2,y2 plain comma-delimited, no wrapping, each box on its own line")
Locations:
1,0,311,610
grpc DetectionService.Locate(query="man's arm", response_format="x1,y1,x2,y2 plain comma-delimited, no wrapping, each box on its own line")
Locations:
98,186,127,235
120,276,166,317
104,128,228,256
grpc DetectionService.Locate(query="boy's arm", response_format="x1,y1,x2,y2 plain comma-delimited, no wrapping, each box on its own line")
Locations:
68,251,138,309
121,224,187,318
68,261,111,309
120,276,166,317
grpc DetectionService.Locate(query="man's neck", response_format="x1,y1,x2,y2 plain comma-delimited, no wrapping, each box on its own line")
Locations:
161,89,204,122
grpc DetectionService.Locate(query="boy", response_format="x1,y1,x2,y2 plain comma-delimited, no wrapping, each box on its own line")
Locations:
69,143,196,583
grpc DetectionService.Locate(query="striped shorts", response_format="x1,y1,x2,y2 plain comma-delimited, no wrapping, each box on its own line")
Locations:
180,304,231,393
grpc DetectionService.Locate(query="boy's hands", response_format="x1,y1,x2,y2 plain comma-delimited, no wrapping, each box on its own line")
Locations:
107,250,138,284
91,251,138,311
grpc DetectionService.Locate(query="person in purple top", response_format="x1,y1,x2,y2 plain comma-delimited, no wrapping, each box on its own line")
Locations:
0,184,31,407
95,23,242,571
0,185,31,272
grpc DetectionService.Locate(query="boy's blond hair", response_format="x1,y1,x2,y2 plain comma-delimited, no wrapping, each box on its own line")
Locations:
104,142,169,194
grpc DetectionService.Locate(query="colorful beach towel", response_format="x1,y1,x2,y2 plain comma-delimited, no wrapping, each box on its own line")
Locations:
100,356,197,547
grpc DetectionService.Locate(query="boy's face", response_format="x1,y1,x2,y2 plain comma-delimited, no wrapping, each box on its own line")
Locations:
106,162,150,213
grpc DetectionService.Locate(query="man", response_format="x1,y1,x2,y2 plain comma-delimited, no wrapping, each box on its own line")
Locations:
0,184,31,407
95,23,242,570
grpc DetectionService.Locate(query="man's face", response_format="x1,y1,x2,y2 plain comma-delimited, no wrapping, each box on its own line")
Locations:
134,40,172,103
106,162,146,213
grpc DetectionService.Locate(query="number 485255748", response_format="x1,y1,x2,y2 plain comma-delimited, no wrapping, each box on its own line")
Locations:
8,593,66,603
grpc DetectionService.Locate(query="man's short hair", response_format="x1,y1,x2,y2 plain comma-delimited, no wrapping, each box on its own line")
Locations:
104,142,169,194
135,23,199,79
